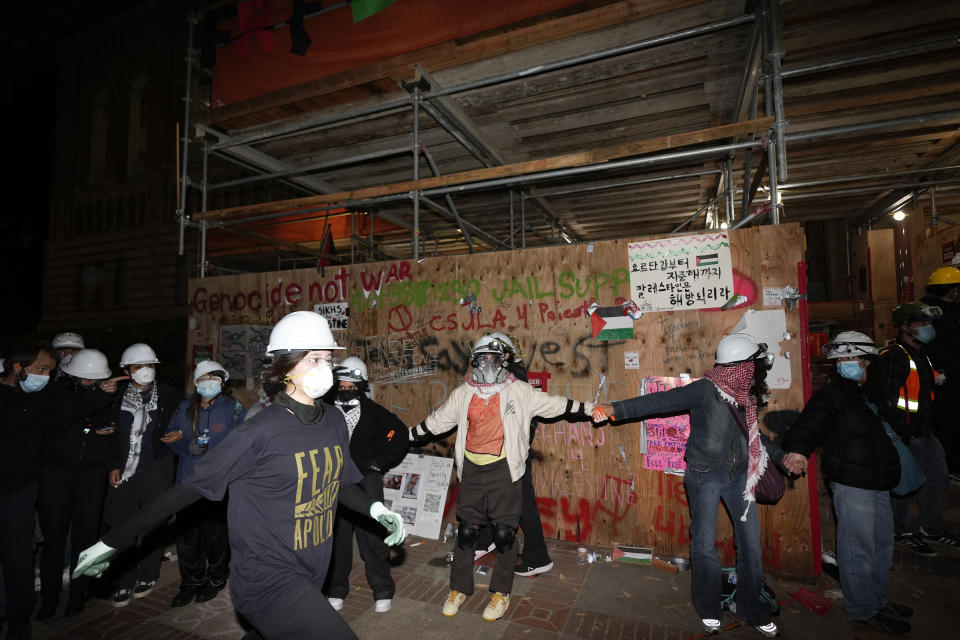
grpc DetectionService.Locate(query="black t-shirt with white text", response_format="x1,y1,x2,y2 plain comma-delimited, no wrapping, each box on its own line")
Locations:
184,402,362,617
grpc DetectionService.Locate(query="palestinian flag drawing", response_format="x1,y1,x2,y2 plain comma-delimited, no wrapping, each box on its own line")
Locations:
612,544,653,565
696,253,719,266
588,303,635,341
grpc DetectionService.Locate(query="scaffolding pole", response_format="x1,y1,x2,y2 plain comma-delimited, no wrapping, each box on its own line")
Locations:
781,36,960,79
763,0,788,183
421,145,475,253
411,87,421,261
177,13,195,256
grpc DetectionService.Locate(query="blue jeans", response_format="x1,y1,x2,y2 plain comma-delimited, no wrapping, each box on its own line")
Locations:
684,465,770,626
892,435,949,534
831,482,893,621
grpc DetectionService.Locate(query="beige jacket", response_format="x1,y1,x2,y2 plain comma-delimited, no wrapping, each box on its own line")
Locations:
413,380,590,482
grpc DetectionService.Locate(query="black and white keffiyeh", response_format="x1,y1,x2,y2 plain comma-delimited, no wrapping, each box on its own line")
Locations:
120,383,159,482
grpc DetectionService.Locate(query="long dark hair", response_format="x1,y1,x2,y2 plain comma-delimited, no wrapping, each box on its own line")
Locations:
260,351,309,396
749,360,770,409
7,343,54,380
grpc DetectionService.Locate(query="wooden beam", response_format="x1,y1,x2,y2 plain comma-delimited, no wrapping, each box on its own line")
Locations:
218,227,341,262
195,116,773,222
201,0,703,127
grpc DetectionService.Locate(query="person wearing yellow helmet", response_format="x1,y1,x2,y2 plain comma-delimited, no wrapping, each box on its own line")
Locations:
874,303,957,556
921,267,960,485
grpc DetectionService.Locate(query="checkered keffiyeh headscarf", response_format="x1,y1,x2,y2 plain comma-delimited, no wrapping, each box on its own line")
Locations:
702,360,768,521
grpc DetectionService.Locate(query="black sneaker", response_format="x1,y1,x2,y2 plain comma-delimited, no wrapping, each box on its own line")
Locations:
857,611,911,635
132,580,156,599
195,581,225,603
881,601,914,618
34,600,57,622
949,472,960,486
111,588,133,608
514,560,554,576
895,532,937,557
171,585,200,608
918,527,960,547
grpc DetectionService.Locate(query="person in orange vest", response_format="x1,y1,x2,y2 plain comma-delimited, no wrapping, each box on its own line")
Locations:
873,302,956,556
920,267,960,484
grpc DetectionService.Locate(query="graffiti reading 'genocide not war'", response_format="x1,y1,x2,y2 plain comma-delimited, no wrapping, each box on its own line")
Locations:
628,233,734,312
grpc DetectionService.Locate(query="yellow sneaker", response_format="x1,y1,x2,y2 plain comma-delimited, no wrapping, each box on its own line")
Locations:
482,592,510,621
442,590,467,617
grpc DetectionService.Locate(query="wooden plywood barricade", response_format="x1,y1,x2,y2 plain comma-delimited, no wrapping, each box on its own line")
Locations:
186,223,814,576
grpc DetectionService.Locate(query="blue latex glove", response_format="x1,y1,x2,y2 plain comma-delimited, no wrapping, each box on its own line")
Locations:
369,501,406,546
72,540,116,579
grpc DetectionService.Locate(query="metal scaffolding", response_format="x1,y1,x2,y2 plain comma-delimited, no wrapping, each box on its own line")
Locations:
176,5,960,277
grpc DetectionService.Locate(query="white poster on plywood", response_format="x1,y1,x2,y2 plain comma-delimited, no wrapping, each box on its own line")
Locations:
381,454,455,540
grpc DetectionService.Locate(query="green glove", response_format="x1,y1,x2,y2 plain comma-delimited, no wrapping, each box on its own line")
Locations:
72,540,116,579
369,501,406,546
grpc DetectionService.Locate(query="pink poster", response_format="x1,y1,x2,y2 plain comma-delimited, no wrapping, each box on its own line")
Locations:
642,376,695,473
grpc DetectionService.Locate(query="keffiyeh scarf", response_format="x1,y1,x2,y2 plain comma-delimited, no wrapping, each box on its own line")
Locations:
336,403,362,439
119,383,159,483
702,361,767,521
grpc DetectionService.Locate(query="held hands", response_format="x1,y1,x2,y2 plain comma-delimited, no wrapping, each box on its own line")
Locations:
592,404,615,424
370,501,406,546
72,540,116,579
783,452,808,476
160,430,184,444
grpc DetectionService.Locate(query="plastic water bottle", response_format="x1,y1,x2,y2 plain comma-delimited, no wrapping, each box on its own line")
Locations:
443,523,454,544
576,547,590,565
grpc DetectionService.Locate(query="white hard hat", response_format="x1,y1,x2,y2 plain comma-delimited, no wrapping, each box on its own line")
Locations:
265,311,343,355
822,330,878,358
334,356,368,382
487,332,515,353
52,332,85,349
61,349,111,380
473,333,512,357
716,333,771,366
193,360,229,383
120,343,160,367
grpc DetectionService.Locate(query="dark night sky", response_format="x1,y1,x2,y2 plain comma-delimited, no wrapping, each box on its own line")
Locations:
1,2,141,341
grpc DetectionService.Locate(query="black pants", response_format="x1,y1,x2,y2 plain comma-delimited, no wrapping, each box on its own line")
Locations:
0,483,38,631
240,574,357,640
175,497,230,588
451,458,522,595
103,458,174,589
325,471,394,600
37,462,108,606
933,382,960,474
476,455,551,566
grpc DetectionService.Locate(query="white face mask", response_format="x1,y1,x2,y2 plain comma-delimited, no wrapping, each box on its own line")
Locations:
131,367,156,386
301,362,334,399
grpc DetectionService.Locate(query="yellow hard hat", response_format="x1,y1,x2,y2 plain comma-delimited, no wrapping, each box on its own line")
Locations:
928,266,960,286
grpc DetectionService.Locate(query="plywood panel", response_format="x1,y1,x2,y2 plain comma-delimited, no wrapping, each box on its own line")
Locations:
186,223,813,575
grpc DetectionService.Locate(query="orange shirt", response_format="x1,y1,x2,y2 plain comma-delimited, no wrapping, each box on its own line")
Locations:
464,394,505,464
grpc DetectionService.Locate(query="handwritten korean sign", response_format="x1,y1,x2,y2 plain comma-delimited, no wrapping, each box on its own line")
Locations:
628,232,734,312
642,376,695,473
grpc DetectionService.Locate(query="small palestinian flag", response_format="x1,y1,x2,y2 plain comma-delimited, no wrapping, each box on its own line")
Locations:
612,544,653,565
588,303,634,341
696,253,718,266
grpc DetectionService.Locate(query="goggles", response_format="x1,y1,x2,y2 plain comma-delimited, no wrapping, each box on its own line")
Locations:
821,341,876,358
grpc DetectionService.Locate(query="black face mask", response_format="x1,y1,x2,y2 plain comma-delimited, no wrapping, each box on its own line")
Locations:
336,389,364,404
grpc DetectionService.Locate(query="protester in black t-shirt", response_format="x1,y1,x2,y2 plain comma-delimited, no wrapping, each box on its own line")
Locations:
72,312,405,640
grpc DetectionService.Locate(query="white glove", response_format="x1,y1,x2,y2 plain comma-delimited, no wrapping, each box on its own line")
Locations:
72,540,116,579
370,501,406,546
935,372,947,386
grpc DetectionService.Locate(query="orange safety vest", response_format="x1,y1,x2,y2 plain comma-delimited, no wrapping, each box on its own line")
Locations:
882,343,938,418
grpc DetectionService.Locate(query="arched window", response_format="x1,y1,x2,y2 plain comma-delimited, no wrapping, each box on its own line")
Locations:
89,88,109,185
126,73,149,178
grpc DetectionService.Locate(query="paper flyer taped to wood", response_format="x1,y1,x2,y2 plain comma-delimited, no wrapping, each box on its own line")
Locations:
628,232,734,312
642,376,694,473
382,454,454,539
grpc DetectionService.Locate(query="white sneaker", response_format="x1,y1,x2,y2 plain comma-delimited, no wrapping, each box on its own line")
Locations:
442,590,467,617
474,543,496,561
701,618,721,634
755,621,779,638
328,597,344,611
482,592,510,621
374,599,392,613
